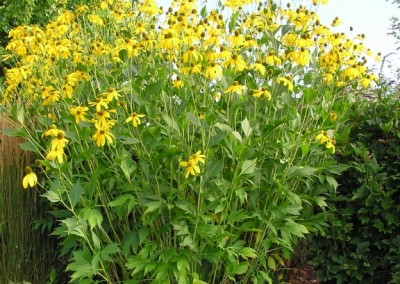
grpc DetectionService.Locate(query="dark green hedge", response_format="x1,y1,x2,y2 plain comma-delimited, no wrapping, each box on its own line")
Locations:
309,95,400,284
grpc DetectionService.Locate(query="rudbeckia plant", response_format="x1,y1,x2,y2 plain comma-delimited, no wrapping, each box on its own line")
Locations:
1,0,378,282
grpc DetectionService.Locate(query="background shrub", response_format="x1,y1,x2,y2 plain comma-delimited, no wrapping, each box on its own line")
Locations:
309,94,400,283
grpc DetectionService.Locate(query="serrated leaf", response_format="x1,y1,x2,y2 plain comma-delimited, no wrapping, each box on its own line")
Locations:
185,112,201,127
92,232,101,250
162,113,180,134
232,131,242,142
314,196,328,208
69,182,83,208
144,201,163,214
100,243,120,261
241,118,252,138
326,176,338,190
1,128,27,138
240,159,257,176
180,235,194,249
284,219,309,238
80,208,103,229
327,163,351,174
230,262,248,275
17,104,24,124
259,271,273,284
240,247,257,259
287,166,317,178
108,194,136,207
267,256,276,270
19,141,38,152
66,250,94,281
41,191,60,203
273,253,285,266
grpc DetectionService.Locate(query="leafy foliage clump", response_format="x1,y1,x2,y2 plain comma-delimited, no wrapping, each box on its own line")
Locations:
310,95,400,284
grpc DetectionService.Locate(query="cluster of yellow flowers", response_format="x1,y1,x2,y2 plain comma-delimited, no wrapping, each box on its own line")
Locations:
315,130,336,153
2,0,379,185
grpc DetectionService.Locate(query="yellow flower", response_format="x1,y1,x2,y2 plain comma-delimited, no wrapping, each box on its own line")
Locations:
70,106,89,123
276,77,294,91
223,54,247,72
89,97,109,112
23,166,37,189
46,132,69,163
205,62,223,80
315,130,335,153
228,30,245,48
172,77,184,89
329,112,338,122
92,126,114,147
50,132,69,152
46,148,66,163
88,14,104,26
179,160,201,179
179,151,206,178
252,87,271,100
43,124,64,137
125,112,145,127
315,131,329,144
251,61,266,76
102,87,121,102
325,138,336,153
189,151,206,165
224,81,244,95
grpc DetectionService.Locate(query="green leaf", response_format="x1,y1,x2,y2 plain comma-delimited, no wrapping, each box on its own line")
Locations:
240,159,257,176
62,217,85,238
180,235,195,249
126,256,148,275
240,247,257,259
267,256,276,270
232,131,242,143
80,208,103,229
193,272,208,284
228,210,250,224
100,243,120,261
19,141,38,152
301,143,309,156
259,271,273,284
108,194,136,208
327,164,351,175
119,150,136,181
145,77,165,96
1,127,27,138
284,219,309,238
326,175,338,190
303,87,317,103
144,201,163,214
229,262,248,275
241,118,252,138
175,200,196,216
69,182,83,208
203,159,223,181
314,196,328,208
162,113,180,134
66,249,95,281
185,112,201,127
287,166,317,178
41,190,60,203
92,232,101,250
17,104,24,124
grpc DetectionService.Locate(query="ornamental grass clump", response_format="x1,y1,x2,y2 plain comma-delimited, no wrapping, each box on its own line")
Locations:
1,0,378,282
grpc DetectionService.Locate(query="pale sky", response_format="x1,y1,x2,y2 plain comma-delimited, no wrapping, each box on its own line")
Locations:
155,0,400,74
314,0,400,74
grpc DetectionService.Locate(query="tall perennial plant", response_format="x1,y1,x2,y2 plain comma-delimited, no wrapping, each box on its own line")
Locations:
1,0,378,282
